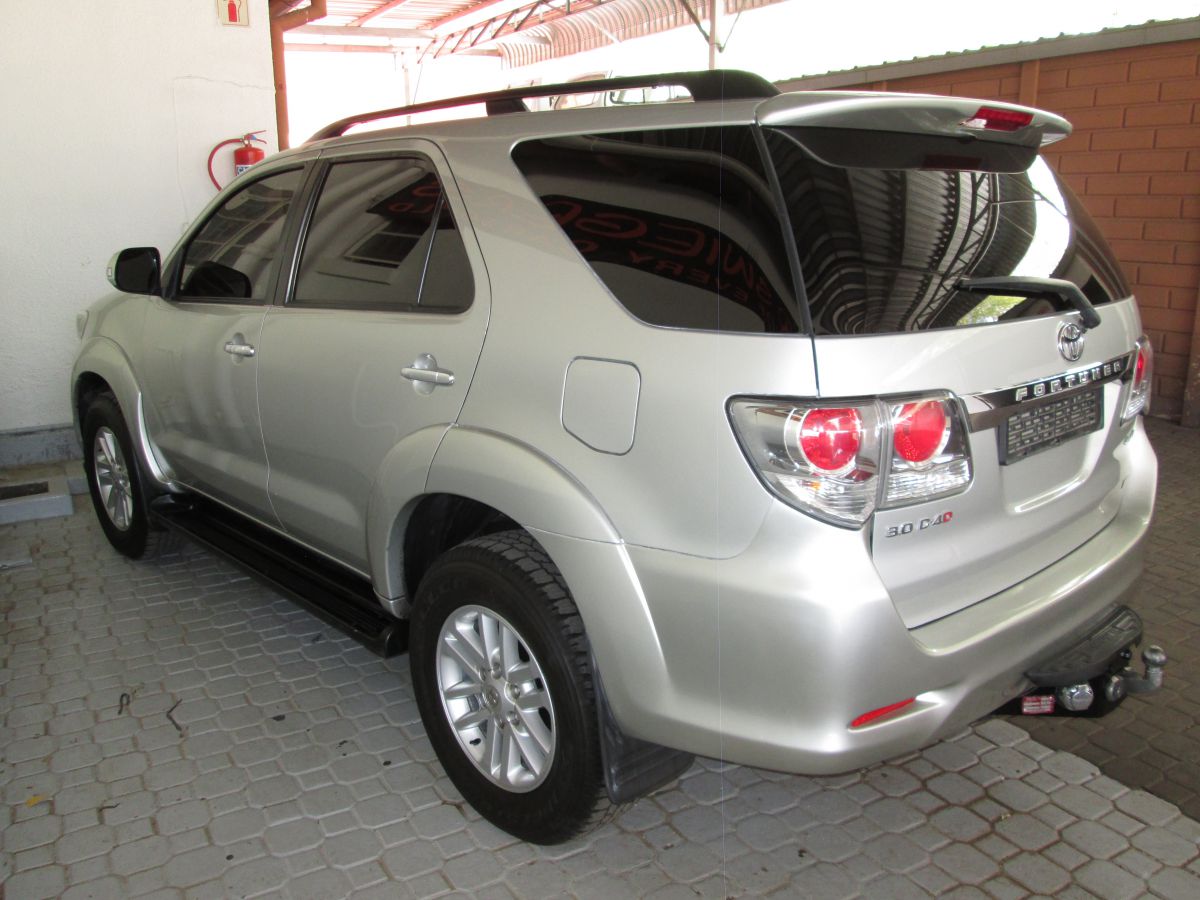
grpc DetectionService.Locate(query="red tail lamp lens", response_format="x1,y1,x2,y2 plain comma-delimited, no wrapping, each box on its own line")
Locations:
798,407,863,472
966,106,1034,132
850,698,916,729
1135,347,1147,385
893,401,948,463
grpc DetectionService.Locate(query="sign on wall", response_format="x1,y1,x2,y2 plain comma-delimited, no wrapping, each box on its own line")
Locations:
217,1,249,26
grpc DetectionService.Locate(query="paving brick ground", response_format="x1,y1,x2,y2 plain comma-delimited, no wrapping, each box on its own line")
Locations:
1010,418,1200,822
2,420,1199,898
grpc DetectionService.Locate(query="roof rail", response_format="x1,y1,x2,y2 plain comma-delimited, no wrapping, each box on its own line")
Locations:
307,70,779,143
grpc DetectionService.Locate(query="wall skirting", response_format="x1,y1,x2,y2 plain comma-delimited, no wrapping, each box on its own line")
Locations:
0,425,82,468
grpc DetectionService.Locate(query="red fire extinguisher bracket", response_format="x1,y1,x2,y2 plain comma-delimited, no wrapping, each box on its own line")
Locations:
207,131,268,190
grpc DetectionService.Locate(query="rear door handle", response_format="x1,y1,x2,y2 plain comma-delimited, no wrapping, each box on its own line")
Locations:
223,340,256,358
402,353,455,393
401,367,455,386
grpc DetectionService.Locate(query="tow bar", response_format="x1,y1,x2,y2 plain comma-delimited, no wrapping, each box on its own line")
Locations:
999,607,1167,717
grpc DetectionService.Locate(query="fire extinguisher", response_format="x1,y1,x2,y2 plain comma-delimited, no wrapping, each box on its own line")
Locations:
207,131,267,190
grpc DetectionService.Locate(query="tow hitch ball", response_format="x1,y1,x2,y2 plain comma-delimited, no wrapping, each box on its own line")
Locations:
1101,644,1168,701
1024,645,1167,716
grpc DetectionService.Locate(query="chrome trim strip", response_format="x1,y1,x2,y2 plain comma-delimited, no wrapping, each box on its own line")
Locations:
968,351,1135,433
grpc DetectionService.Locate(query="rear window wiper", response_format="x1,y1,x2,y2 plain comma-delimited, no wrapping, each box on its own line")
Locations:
956,276,1102,331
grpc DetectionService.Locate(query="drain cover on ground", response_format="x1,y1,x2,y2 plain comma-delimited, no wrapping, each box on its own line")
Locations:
0,481,49,501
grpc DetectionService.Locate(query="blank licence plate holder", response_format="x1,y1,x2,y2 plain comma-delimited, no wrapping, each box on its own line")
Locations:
1001,388,1103,464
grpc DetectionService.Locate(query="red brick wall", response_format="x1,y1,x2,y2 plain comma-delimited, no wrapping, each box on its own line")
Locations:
848,41,1200,419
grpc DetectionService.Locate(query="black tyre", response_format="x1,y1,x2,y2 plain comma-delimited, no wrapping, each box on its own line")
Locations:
409,530,610,843
82,393,171,559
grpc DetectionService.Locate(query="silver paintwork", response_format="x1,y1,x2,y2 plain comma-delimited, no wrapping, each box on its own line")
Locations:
754,92,1072,147
71,84,1158,777
437,605,556,792
93,426,134,531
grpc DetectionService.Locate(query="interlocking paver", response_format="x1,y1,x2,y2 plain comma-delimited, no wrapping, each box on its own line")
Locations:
1060,819,1130,859
1074,858,1149,900
932,842,1000,884
4,421,1200,897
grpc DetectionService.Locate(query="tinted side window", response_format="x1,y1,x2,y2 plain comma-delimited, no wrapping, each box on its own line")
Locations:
292,158,473,312
179,169,303,301
512,127,800,334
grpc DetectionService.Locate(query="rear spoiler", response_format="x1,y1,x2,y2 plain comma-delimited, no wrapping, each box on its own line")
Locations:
756,92,1071,147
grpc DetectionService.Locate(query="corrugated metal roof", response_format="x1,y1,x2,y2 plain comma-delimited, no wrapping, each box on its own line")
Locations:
296,0,789,64
497,0,693,67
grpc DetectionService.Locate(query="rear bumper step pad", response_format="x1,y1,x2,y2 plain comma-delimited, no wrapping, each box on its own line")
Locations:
1025,606,1142,687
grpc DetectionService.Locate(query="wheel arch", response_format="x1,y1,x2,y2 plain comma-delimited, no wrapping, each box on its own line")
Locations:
72,338,171,490
368,425,621,605
370,427,673,748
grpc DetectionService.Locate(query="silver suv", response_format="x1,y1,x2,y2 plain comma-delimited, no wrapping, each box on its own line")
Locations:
74,71,1163,843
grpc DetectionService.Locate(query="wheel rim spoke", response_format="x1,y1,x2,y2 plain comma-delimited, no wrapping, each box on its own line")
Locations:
451,706,491,731
93,426,134,532
516,705,554,755
500,626,521,676
511,718,550,772
479,613,501,671
442,679,481,701
482,721,501,776
435,603,556,792
507,662,535,686
442,628,486,673
514,687,547,712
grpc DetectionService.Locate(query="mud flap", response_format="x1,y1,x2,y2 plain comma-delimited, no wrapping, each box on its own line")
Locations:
593,661,694,804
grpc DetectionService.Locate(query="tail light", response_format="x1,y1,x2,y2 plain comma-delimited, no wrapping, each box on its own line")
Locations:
729,393,972,528
1121,336,1153,422
883,397,972,509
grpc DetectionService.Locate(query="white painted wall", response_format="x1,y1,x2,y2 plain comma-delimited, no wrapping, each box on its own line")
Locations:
0,0,276,434
283,51,505,148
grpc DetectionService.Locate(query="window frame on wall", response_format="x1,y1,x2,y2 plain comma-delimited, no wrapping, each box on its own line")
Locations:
283,152,474,315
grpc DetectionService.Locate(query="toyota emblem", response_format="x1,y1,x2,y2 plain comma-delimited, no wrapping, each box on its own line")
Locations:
1058,321,1085,362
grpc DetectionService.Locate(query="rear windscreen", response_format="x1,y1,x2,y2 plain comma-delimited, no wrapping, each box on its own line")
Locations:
766,127,1130,335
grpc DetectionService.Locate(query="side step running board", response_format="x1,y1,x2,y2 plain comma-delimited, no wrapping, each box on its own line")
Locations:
150,496,406,657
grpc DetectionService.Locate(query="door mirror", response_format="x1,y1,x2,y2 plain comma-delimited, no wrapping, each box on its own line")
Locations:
107,247,162,295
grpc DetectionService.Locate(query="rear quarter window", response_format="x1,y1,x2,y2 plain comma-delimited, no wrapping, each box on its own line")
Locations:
512,126,801,334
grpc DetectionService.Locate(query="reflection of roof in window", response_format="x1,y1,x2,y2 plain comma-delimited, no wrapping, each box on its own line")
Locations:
346,173,442,269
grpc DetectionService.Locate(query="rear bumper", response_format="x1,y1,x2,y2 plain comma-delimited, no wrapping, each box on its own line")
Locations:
565,420,1156,774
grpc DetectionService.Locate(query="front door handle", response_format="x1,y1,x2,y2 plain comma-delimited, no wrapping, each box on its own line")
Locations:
402,353,455,394
223,340,256,358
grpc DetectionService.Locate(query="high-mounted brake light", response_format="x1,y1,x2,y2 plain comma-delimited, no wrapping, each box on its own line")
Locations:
728,392,972,528
961,106,1034,132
